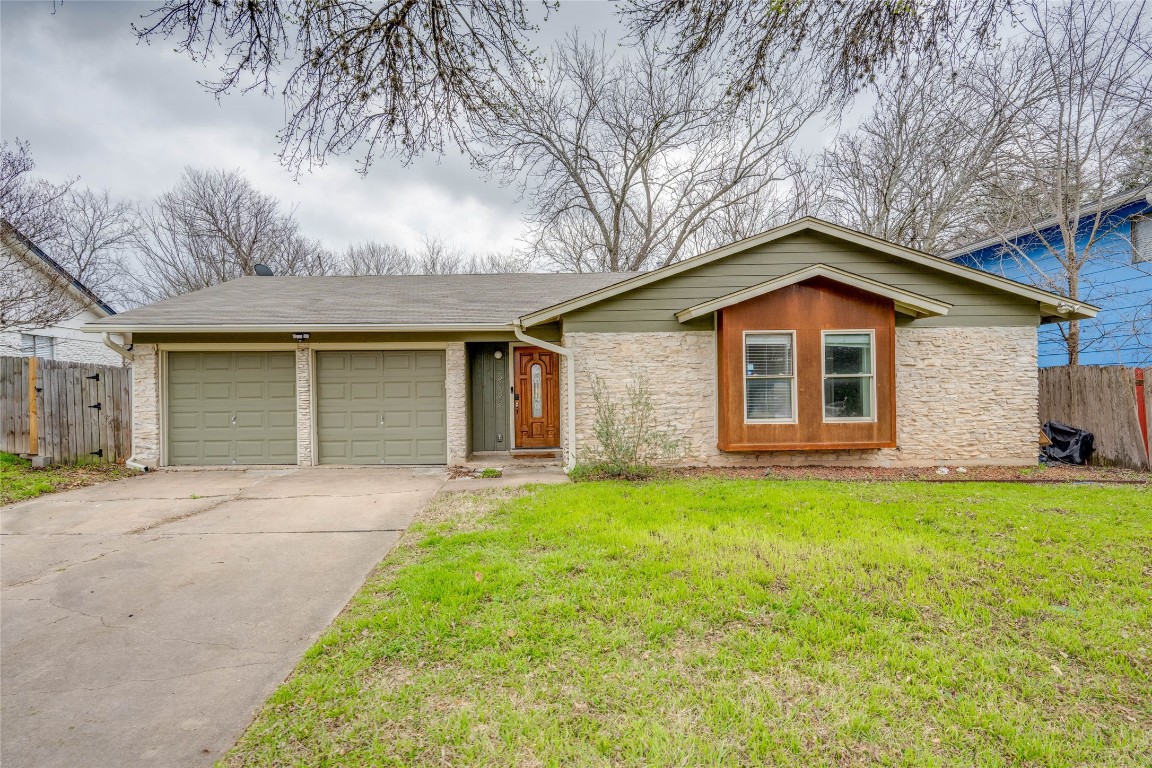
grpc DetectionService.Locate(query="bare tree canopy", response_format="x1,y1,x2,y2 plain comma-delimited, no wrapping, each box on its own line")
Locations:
132,167,333,301
622,0,1011,100
981,0,1152,365
483,35,817,272
339,235,532,276
808,43,1049,253
135,0,551,170
1,141,137,328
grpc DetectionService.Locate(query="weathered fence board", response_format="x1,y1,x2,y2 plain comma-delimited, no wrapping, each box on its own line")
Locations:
0,356,131,464
1038,365,1149,469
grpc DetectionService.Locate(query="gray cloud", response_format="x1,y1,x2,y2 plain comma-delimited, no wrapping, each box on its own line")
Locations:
1,0,626,255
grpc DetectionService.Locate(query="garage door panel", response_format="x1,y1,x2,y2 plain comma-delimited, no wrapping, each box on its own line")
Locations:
167,352,296,466
317,350,446,464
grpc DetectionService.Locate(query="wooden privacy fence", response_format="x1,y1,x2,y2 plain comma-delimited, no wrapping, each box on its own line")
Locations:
1038,365,1151,470
0,356,131,465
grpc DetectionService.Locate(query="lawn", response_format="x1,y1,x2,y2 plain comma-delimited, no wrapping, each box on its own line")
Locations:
226,480,1151,767
0,451,135,505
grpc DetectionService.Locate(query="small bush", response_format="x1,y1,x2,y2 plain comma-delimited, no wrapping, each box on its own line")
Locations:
478,468,503,478
575,375,684,479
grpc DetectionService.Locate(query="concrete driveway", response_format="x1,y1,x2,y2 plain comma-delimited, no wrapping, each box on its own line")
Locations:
1,467,447,768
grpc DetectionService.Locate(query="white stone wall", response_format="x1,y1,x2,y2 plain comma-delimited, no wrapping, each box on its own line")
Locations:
446,342,469,464
295,347,314,466
565,326,1038,468
130,344,161,467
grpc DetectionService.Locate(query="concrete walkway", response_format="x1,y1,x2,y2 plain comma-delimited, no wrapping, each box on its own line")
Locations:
1,467,446,768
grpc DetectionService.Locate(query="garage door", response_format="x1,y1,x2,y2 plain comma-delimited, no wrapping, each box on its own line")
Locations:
167,352,297,465
316,350,446,464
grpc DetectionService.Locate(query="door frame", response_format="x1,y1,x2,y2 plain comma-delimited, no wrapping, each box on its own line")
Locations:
509,342,562,449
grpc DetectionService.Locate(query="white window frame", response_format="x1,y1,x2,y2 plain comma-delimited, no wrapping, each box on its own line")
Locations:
821,329,877,423
1132,215,1152,264
742,330,797,424
21,333,55,359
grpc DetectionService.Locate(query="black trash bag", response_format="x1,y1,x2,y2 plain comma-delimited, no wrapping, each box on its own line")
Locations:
1041,420,1095,465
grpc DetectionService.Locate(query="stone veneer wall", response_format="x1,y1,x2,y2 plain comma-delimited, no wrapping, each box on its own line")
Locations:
565,326,1038,467
130,343,161,467
446,342,469,465
295,347,314,466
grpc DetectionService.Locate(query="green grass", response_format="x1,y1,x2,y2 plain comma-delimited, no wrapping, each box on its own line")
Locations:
226,480,1151,767
0,451,134,505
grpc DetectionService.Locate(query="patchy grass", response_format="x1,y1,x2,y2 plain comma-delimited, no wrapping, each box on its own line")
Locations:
0,451,135,505
226,480,1151,767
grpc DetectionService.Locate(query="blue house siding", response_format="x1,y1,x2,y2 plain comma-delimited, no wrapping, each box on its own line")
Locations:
952,199,1151,367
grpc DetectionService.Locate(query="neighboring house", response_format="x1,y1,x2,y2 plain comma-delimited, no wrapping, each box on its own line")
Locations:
946,186,1151,367
84,218,1096,470
0,221,124,366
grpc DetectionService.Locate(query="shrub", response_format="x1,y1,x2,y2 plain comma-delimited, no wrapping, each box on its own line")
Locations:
575,374,684,479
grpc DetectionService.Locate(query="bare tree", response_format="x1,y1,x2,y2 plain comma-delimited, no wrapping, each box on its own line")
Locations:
0,139,74,245
980,0,1152,365
132,168,333,301
1,142,136,327
135,0,549,170
483,36,819,272
338,235,533,276
808,44,1048,253
623,0,1011,102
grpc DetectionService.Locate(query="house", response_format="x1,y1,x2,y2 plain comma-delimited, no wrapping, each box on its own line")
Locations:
946,186,1151,367
83,218,1097,470
0,220,124,366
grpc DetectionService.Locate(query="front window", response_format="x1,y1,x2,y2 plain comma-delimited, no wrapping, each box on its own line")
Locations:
21,334,55,359
744,332,795,422
823,331,875,421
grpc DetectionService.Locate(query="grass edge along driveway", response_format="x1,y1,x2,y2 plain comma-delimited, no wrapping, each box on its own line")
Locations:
0,451,134,505
225,480,1151,767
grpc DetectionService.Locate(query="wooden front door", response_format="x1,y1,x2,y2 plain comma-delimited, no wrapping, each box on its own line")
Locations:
513,346,560,448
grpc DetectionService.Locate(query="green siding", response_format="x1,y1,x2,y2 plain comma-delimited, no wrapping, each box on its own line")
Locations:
560,232,1042,332
167,351,296,465
315,350,446,464
468,343,510,452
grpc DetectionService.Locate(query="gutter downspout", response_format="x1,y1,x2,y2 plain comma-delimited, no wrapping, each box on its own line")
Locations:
513,320,577,473
101,332,132,361
102,333,149,472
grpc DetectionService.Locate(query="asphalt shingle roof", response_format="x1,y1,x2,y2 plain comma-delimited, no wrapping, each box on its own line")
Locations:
91,273,638,328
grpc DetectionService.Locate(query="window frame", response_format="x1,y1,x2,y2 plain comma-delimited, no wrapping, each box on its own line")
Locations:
21,333,55,360
1132,215,1152,264
742,329,798,425
821,329,877,424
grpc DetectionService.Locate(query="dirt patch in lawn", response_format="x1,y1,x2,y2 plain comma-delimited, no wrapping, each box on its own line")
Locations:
667,463,1149,484
0,452,138,505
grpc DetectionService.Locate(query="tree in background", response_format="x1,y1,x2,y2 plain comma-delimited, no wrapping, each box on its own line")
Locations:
806,43,1048,254
1,141,137,327
131,168,332,301
340,235,531,276
980,0,1151,365
482,36,818,272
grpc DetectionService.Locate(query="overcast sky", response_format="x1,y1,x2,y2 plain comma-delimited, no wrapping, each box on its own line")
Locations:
0,0,643,255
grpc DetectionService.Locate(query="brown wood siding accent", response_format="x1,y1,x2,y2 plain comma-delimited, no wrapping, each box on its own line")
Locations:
717,277,897,451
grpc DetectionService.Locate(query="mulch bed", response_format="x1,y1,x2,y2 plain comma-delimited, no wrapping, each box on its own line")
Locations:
667,464,1150,484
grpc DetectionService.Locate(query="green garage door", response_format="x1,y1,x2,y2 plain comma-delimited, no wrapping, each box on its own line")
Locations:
167,352,297,465
316,350,447,464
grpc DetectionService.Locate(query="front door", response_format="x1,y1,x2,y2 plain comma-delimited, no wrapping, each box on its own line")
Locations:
513,346,560,448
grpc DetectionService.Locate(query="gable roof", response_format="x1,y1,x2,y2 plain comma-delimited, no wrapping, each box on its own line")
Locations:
673,264,954,323
87,272,637,333
944,185,1152,259
1,219,116,317
519,217,1100,326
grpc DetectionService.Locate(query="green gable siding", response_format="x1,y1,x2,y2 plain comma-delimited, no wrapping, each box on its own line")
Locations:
560,233,1041,333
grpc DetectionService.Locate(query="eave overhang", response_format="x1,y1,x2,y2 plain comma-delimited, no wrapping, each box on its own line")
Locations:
674,264,953,323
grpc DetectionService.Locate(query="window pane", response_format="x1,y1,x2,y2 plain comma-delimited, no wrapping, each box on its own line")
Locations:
824,376,871,418
745,334,792,376
824,333,871,375
1134,216,1152,263
746,378,793,420
530,363,542,418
